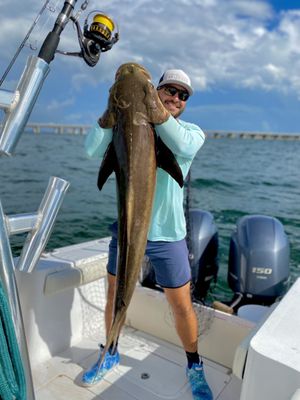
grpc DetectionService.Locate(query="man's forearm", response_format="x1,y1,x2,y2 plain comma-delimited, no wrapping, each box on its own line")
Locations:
84,122,113,159
154,116,205,158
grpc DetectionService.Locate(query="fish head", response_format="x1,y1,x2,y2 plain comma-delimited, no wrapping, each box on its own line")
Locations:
115,62,151,82
100,62,170,128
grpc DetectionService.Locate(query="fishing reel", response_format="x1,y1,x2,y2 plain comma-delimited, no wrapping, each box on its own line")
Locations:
79,11,119,66
58,10,119,67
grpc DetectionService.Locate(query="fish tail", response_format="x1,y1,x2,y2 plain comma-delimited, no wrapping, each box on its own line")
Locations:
97,310,125,368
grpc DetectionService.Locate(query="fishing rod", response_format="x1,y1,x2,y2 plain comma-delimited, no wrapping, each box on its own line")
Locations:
184,169,201,303
184,169,219,305
38,0,119,65
0,0,52,87
0,0,119,156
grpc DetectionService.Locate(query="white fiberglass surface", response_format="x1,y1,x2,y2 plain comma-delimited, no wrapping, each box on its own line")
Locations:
33,327,241,400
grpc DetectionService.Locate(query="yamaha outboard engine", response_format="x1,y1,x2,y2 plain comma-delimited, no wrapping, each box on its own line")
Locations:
140,209,219,303
187,209,218,302
228,215,290,310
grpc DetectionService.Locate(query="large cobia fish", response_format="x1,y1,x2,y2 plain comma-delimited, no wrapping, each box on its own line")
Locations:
97,62,184,363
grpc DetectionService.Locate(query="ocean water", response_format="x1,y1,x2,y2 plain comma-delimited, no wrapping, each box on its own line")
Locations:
0,132,299,301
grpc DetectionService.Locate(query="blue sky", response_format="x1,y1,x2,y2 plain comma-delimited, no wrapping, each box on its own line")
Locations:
1,0,300,133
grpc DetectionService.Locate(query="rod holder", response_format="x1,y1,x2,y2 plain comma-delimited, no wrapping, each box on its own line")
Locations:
0,56,50,156
7,213,38,235
17,176,69,273
0,89,19,111
0,202,36,400
0,176,69,398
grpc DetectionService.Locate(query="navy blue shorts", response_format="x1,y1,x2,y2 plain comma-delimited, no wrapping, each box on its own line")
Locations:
107,223,191,288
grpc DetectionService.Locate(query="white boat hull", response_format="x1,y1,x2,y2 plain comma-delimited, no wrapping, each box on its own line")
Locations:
13,238,300,399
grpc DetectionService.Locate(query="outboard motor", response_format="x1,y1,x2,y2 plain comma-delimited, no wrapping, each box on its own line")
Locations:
140,209,219,303
187,209,218,302
228,215,290,310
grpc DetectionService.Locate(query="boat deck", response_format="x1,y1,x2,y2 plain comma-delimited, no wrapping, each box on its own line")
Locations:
33,326,241,400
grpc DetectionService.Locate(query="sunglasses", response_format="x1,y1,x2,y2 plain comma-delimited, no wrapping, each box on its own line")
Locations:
160,85,190,102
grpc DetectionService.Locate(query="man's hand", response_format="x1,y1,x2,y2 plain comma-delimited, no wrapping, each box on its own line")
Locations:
145,81,170,124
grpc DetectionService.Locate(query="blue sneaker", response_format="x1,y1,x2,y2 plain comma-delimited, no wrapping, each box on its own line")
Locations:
81,344,120,386
186,362,213,400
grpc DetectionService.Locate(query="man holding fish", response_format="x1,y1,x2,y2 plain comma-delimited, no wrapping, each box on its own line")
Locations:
83,63,213,400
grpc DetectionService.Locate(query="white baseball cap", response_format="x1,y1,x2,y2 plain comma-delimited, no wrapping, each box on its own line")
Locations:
157,69,193,95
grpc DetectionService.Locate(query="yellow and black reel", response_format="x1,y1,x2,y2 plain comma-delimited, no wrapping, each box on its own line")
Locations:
83,11,119,52
55,8,119,67
89,14,115,41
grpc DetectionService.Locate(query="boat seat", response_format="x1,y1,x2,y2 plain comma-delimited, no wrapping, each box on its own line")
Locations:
43,238,110,295
233,303,278,379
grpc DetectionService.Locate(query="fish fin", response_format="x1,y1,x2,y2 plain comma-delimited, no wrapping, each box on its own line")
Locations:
99,108,117,128
99,308,125,367
97,142,116,190
99,85,118,128
156,136,184,187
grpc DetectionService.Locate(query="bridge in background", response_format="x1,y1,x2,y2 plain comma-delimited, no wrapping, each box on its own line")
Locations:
25,123,300,141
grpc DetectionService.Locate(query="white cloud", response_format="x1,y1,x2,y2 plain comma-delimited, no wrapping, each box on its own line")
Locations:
264,64,285,80
46,97,75,111
1,0,300,102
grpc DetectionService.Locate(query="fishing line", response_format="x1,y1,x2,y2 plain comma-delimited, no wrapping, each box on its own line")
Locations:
26,0,61,52
0,0,51,87
72,0,89,22
184,169,198,301
185,168,192,260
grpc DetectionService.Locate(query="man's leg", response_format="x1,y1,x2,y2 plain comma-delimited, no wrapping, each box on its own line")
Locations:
105,272,116,334
81,272,120,386
164,282,198,352
105,272,126,346
81,232,121,386
164,282,213,400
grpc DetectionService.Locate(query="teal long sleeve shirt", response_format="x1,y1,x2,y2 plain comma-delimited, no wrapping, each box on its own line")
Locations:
85,115,205,241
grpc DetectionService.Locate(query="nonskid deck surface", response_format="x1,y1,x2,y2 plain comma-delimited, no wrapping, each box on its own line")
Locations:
33,326,241,400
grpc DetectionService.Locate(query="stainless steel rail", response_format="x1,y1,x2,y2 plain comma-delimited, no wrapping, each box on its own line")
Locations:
0,2,77,398
0,202,36,400
17,177,70,273
0,176,69,400
0,56,50,156
0,88,19,111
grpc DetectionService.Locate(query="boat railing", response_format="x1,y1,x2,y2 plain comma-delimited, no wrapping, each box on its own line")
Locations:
0,0,119,157
0,57,50,156
0,176,69,399
0,1,118,397
0,2,74,394
0,0,78,157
